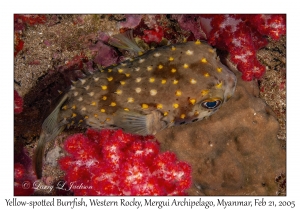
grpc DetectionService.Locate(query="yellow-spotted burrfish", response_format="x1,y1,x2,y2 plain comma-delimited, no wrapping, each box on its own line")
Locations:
34,31,237,178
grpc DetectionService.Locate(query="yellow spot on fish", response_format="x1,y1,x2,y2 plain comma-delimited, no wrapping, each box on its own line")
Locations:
135,87,142,93
161,79,167,84
108,69,113,73
94,114,98,118
100,109,105,113
189,99,196,105
147,66,153,71
186,50,193,55
72,113,77,118
71,121,74,125
158,64,163,69
125,73,130,77
171,68,176,73
139,58,145,63
201,58,207,63
74,92,78,96
135,67,140,71
194,111,199,116
164,111,168,116
110,102,117,107
94,77,99,82
173,103,179,109
204,73,210,77
71,105,76,110
216,81,223,88
209,48,215,53
62,105,67,110
120,81,126,85
142,104,148,109
201,89,210,96
154,52,161,57
124,108,129,111
217,67,222,72
70,85,75,90
175,90,182,96
173,79,179,85
81,107,86,111
84,85,90,90
118,68,124,73
149,77,155,83
100,70,105,72
190,79,197,84
88,92,95,97
169,57,174,61
150,89,157,96
101,85,108,90
102,96,107,100
138,51,143,56
91,102,96,106
106,118,111,121
195,40,201,45
121,63,127,66
115,89,122,95
127,97,134,103
78,119,83,124
180,114,186,119
107,77,113,81
171,46,176,51
183,63,189,69
84,116,89,119
157,104,163,109
136,77,142,83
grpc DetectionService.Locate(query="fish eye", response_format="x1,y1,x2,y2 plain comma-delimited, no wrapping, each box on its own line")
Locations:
201,99,222,109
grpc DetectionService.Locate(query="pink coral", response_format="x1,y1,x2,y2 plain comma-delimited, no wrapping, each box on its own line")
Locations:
14,90,23,114
120,15,142,29
90,41,119,67
174,14,286,81
59,129,192,195
172,15,207,39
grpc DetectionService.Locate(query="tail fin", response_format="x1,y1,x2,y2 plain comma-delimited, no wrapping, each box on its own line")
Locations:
108,30,144,55
34,94,68,179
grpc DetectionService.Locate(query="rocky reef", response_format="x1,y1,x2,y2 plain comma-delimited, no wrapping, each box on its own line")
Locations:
156,69,285,195
14,14,286,196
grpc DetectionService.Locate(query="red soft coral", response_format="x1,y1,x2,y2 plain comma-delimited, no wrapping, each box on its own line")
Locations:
142,25,164,44
174,14,286,81
14,163,34,196
59,129,192,195
14,90,23,114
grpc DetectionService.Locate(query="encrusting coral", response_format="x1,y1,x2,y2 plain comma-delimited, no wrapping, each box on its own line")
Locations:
156,68,286,195
58,129,192,195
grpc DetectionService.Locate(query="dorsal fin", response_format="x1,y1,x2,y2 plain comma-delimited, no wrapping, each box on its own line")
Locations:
108,30,144,55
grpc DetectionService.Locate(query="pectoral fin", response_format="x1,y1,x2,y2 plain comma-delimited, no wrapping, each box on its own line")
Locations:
113,110,167,135
113,110,148,135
